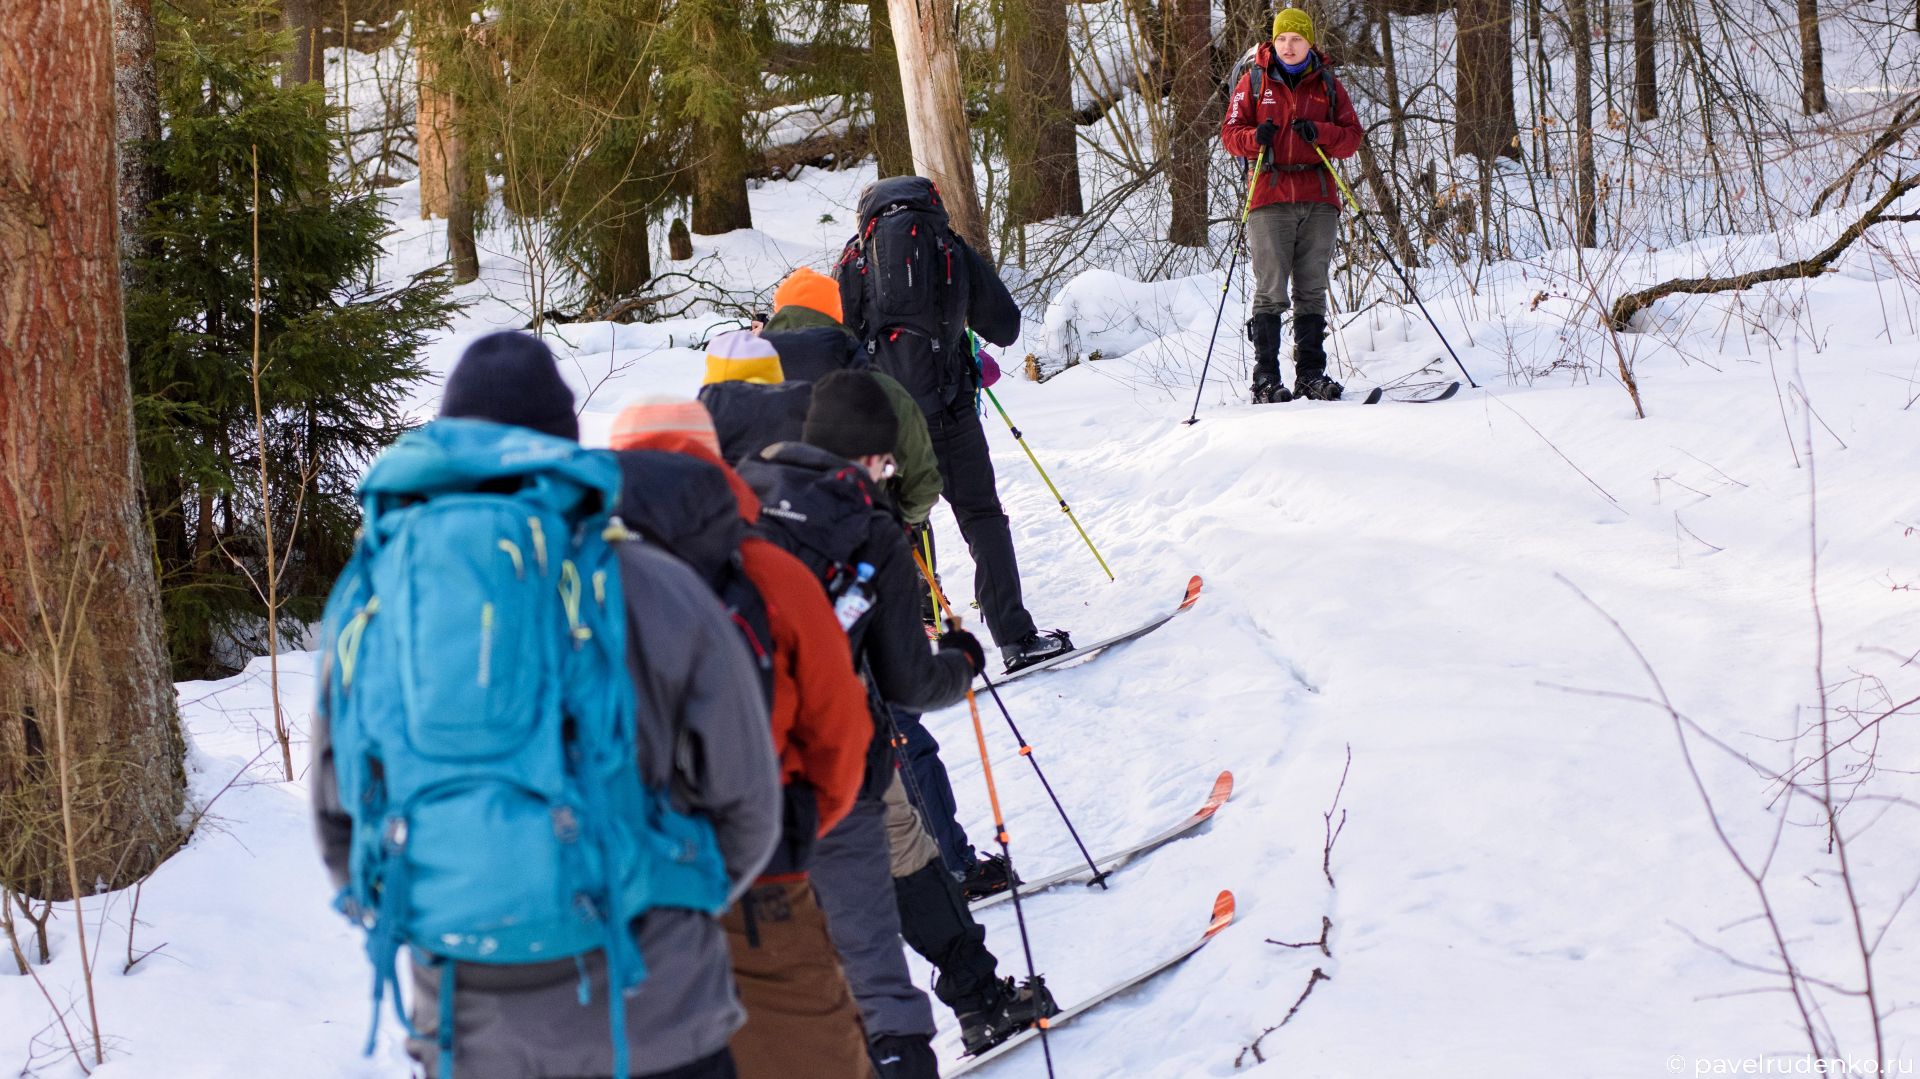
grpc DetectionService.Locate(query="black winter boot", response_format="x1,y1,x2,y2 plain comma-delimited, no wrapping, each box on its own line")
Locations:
893,860,1003,1015
1246,313,1290,403
959,852,1021,900
959,976,1061,1055
1290,314,1343,401
1000,629,1073,673
869,1033,940,1079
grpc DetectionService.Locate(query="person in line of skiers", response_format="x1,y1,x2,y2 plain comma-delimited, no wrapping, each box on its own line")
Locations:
607,396,876,1079
738,370,1059,1078
704,268,1012,900
1220,7,1363,403
834,176,1073,673
311,331,781,1079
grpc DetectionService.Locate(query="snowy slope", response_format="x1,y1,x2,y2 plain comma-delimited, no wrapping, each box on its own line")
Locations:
7,162,1920,1078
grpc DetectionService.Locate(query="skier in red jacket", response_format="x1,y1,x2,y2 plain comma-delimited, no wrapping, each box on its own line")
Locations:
1220,7,1363,403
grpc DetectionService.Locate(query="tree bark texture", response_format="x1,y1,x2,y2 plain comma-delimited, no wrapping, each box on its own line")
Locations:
418,51,452,219
1568,0,1597,247
1005,0,1083,227
283,0,325,86
1454,0,1522,162
112,0,159,282
867,0,915,178
1166,0,1212,246
691,116,754,234
0,0,188,900
1796,0,1827,116
885,0,991,256
1631,0,1656,120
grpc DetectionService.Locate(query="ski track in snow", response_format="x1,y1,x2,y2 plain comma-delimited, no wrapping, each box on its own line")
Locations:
6,159,1920,1077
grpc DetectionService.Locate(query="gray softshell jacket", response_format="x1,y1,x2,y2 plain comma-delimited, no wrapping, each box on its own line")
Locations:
312,540,781,1079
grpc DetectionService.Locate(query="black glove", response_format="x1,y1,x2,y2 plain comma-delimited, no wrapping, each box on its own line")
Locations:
937,629,986,674
1254,119,1280,150
1291,118,1319,145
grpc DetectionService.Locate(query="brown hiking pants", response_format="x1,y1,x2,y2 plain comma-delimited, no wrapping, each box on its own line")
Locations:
722,879,877,1079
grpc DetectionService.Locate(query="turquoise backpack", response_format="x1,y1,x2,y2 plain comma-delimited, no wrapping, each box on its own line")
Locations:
316,418,730,1078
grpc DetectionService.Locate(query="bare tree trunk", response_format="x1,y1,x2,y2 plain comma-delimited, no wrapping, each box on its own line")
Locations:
283,0,324,86
1166,0,1212,246
691,119,753,234
445,107,479,284
1631,0,1656,120
690,0,754,235
1568,0,1597,247
1376,0,1409,153
1455,0,1522,162
867,0,915,178
1005,0,1083,227
1796,0,1827,116
0,0,187,900
418,51,451,219
112,0,158,285
886,0,991,256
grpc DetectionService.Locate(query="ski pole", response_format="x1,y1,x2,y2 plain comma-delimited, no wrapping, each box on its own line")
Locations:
919,525,940,622
1183,148,1265,426
977,380,1116,583
909,547,1110,890
1313,144,1479,389
914,565,1057,1074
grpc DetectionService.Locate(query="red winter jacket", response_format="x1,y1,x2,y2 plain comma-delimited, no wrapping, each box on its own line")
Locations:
1220,45,1362,211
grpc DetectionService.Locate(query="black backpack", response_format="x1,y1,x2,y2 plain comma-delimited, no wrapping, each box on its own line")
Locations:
612,450,775,705
837,176,973,410
737,446,885,654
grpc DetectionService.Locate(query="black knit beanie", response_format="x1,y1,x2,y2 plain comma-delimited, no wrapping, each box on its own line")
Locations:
440,331,580,441
803,370,899,460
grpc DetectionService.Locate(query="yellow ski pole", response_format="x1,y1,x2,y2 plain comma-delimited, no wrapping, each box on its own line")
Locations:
975,376,1116,582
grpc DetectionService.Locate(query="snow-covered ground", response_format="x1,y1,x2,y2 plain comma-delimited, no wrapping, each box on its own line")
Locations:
9,139,1920,1079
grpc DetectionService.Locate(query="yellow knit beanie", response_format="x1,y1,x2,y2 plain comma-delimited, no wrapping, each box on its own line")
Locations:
701,329,785,386
1271,7,1314,43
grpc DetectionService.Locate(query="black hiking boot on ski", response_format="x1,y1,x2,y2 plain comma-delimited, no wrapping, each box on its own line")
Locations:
960,852,1021,900
1246,312,1290,403
1000,629,1073,673
1293,371,1344,401
959,976,1061,1056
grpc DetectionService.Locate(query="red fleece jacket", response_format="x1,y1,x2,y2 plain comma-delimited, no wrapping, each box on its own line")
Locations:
1220,45,1362,211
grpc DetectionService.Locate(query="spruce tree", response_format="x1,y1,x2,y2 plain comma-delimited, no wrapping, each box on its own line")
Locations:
128,8,460,677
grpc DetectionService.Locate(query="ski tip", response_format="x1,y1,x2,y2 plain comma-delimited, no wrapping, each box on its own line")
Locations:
1179,575,1204,611
1206,890,1236,938
1362,387,1384,404
1196,770,1234,821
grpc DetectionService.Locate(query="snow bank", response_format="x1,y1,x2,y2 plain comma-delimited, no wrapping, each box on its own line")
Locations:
1041,267,1219,363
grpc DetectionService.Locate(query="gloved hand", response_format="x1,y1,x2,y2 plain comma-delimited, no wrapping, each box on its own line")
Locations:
1254,119,1280,149
977,349,1001,388
1291,118,1318,145
937,629,986,674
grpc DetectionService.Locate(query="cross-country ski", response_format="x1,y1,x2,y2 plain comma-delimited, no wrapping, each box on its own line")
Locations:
973,771,1234,910
947,891,1238,1075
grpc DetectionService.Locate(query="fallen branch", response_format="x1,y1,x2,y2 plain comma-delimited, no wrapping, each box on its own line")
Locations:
1267,915,1333,958
1233,968,1332,1067
1609,173,1920,330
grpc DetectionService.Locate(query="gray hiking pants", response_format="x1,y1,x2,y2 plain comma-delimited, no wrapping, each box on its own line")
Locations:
809,790,938,1041
1247,202,1339,319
